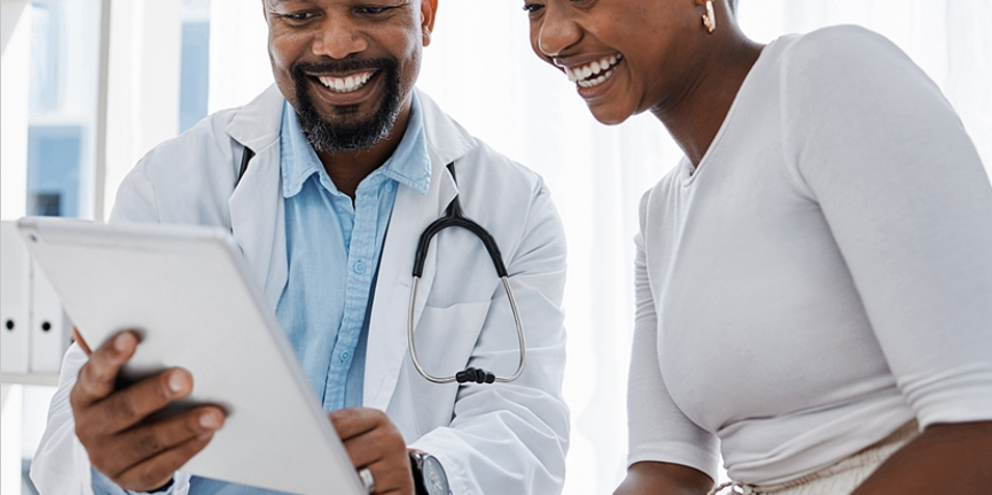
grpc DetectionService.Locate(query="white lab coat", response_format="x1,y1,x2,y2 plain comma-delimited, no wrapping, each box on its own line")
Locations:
29,86,570,495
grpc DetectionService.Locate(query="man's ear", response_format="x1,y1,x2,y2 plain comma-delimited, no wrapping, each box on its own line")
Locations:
421,0,438,46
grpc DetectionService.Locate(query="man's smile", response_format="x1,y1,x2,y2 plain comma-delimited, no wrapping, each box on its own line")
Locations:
304,67,387,109
314,70,377,93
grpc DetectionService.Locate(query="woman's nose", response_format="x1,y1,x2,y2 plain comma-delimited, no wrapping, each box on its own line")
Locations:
536,8,581,58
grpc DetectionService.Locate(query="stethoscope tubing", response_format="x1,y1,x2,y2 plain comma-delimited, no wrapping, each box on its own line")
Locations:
407,275,526,384
238,146,526,386
407,161,526,384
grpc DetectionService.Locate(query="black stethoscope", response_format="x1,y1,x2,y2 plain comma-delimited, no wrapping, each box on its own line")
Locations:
237,148,525,386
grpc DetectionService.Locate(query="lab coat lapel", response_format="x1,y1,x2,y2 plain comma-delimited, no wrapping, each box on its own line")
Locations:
226,86,288,310
365,158,456,411
365,90,471,410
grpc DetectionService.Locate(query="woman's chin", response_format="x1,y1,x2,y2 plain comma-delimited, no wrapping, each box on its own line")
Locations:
587,102,635,126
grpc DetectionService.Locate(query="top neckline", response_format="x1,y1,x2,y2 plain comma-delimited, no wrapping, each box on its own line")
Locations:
680,35,788,187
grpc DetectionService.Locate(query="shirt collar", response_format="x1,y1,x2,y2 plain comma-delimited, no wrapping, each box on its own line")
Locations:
280,93,432,198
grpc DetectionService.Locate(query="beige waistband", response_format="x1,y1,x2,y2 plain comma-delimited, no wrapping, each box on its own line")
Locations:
708,420,920,495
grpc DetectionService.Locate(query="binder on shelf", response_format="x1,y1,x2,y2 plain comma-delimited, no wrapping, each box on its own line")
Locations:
1,221,31,373
30,258,73,374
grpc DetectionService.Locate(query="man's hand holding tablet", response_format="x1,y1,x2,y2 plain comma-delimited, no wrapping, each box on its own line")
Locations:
72,330,225,492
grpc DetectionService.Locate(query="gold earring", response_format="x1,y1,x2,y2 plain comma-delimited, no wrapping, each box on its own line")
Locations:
702,0,716,33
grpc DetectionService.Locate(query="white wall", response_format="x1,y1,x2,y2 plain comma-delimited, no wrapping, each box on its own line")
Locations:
1,385,23,495
0,1,30,221
100,0,182,219
207,0,271,114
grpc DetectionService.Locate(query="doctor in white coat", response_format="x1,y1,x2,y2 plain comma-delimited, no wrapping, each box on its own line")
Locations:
29,1,568,494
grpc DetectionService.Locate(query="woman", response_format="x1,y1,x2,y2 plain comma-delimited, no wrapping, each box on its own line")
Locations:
524,1,992,494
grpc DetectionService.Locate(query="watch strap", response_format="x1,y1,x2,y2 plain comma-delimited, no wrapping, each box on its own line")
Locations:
409,451,429,495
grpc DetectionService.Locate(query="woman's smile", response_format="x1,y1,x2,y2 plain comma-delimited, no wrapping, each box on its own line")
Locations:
562,53,623,88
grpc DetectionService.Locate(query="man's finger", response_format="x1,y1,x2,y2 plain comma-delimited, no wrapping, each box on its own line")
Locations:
83,368,194,436
95,407,224,475
329,407,386,441
72,331,139,408
110,433,215,492
340,428,386,468
360,459,415,495
339,425,405,469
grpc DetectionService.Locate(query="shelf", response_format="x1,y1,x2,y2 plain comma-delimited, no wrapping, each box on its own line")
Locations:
0,372,60,387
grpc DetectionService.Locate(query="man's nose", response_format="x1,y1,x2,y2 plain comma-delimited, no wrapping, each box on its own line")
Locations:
312,16,369,59
536,8,581,58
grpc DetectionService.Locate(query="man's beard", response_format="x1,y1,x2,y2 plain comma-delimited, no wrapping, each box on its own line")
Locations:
291,58,401,153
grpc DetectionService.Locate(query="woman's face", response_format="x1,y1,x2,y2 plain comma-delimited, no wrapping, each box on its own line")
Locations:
525,0,702,125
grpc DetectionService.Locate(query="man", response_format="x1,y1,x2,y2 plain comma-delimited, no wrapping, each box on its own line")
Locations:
29,1,569,493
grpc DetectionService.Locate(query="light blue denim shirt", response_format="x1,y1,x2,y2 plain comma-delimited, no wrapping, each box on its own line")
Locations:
92,94,431,495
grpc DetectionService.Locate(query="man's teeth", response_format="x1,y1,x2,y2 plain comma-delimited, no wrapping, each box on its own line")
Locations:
567,54,622,88
318,72,374,93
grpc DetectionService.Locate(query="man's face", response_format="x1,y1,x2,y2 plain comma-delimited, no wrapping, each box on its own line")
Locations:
264,0,436,152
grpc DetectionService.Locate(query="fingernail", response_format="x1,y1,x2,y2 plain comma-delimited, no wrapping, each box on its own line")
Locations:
168,371,190,393
114,332,134,352
200,411,221,429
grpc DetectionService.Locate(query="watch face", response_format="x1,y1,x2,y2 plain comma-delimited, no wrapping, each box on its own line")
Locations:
422,456,449,495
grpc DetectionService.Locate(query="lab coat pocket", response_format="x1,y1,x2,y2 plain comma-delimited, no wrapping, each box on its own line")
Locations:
409,301,490,430
413,301,491,379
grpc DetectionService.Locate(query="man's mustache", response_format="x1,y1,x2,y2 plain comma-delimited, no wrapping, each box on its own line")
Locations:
292,58,397,76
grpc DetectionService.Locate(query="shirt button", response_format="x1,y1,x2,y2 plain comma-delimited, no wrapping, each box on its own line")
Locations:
353,261,365,274
340,350,351,362
385,182,395,193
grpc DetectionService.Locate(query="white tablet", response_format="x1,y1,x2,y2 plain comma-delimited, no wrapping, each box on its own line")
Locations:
17,217,364,495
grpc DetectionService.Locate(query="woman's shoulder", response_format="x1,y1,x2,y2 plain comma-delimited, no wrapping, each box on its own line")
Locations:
775,25,921,86
770,24,940,132
789,24,890,48
780,24,900,61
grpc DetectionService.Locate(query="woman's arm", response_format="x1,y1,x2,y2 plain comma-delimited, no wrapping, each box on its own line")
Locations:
617,192,721,495
781,27,992,492
852,421,992,495
614,462,713,495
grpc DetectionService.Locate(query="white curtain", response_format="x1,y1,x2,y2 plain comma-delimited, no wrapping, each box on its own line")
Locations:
205,2,992,494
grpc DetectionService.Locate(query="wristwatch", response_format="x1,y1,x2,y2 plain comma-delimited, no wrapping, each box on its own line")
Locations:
409,450,450,495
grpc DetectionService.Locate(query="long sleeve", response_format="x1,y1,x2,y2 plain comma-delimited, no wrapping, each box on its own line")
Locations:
29,344,96,495
625,191,721,481
782,25,992,428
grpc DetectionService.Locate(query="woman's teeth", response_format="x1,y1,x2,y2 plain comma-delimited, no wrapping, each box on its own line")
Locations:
567,54,622,88
318,72,374,93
